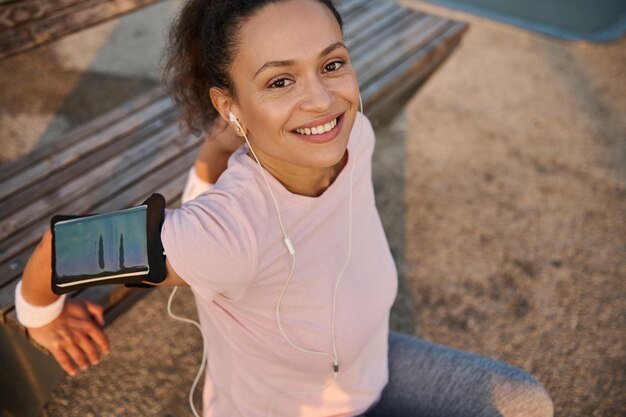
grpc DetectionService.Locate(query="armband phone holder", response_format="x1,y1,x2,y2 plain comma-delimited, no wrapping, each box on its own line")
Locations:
50,193,167,295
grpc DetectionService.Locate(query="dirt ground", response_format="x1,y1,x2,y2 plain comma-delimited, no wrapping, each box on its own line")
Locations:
1,1,624,416
394,2,626,416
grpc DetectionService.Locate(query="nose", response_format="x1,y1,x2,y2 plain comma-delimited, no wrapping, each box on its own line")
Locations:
300,75,333,113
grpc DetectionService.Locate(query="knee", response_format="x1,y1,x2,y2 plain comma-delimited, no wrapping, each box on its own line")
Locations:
490,374,554,417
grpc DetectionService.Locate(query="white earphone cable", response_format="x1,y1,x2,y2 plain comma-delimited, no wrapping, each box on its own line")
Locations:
167,286,207,417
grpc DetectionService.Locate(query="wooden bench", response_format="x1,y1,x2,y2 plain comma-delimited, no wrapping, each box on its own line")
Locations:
0,0,166,60
0,0,467,415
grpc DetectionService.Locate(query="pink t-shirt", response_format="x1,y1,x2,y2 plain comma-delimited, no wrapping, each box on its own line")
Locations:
161,113,398,417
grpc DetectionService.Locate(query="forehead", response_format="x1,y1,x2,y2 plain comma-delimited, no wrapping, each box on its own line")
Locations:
235,0,343,67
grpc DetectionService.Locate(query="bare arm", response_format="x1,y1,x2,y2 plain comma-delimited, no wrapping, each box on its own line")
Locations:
21,121,241,373
193,118,244,183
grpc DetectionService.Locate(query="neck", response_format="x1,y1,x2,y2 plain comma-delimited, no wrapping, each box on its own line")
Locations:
247,150,348,197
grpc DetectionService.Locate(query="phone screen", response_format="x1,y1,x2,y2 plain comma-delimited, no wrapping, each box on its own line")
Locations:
53,205,150,288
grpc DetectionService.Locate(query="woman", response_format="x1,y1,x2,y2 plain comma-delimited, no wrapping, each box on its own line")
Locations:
19,0,554,416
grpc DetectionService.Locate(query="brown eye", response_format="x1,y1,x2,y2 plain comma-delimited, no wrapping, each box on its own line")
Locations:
270,78,293,88
324,60,344,72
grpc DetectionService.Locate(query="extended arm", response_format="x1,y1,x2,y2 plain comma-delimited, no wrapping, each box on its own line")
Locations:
20,121,242,374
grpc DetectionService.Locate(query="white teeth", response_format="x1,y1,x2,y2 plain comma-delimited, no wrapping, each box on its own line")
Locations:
296,118,338,135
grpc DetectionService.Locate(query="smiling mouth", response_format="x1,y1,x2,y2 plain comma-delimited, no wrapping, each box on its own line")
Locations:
294,116,339,136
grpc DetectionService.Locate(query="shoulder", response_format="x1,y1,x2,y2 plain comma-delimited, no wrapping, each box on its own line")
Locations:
168,168,259,260
161,172,259,300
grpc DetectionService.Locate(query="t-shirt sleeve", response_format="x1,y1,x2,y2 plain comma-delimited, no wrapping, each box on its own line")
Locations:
181,166,214,203
161,200,257,303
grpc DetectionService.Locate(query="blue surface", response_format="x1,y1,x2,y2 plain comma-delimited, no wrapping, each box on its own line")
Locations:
425,0,626,42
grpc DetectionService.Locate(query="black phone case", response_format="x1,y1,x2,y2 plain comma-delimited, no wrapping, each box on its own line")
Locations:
50,193,167,295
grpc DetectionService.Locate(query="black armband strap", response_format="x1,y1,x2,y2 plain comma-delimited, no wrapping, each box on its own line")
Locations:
50,194,167,295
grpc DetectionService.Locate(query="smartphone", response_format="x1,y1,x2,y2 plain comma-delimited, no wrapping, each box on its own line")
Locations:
51,194,167,294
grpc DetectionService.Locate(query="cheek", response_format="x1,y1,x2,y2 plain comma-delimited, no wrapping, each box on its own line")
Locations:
247,102,292,143
332,74,360,107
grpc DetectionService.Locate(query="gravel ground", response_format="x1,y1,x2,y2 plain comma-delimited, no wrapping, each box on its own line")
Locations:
1,1,624,416
398,2,626,416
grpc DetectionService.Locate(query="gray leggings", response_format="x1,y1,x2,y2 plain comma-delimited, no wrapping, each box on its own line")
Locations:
360,332,554,417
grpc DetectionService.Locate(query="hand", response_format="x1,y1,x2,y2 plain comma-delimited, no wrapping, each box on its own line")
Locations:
28,299,110,376
195,119,245,183
209,116,245,154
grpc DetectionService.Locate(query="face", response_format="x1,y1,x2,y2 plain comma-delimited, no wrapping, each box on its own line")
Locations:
213,0,360,180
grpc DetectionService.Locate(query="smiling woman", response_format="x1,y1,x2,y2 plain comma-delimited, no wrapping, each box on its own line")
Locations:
18,1,554,417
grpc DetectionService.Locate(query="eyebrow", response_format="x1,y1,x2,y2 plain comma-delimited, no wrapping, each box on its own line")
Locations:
253,41,348,80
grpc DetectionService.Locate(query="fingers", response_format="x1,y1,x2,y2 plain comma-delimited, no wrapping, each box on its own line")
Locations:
64,339,90,371
84,300,105,327
88,325,110,356
50,346,77,376
71,316,110,357
73,331,101,366
51,322,110,376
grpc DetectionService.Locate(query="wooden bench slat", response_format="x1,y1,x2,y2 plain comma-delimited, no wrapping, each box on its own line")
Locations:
0,110,180,220
0,87,168,182
356,17,449,87
0,121,181,243
0,117,176,236
0,126,198,276
365,29,465,118
0,0,165,60
337,0,368,19
0,279,20,324
0,1,86,30
362,21,468,114
0,94,174,203
95,149,197,212
347,7,429,54
345,6,412,52
342,1,397,37
340,0,397,46
342,0,377,21
349,11,428,63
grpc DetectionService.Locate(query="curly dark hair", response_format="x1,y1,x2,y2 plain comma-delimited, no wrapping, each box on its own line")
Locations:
161,0,343,137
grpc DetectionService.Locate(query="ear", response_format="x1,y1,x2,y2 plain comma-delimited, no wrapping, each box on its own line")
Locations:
209,86,246,137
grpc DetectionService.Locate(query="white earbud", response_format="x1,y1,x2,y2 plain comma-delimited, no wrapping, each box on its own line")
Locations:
229,111,243,134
